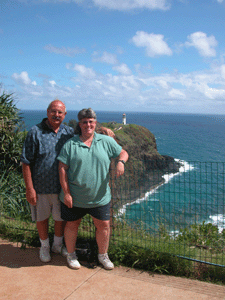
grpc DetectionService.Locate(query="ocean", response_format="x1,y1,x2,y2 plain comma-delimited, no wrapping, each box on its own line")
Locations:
21,110,225,233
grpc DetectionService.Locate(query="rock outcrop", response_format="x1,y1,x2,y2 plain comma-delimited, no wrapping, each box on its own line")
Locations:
100,122,181,210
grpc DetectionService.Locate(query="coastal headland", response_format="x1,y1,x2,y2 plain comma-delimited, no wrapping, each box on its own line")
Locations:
98,122,181,210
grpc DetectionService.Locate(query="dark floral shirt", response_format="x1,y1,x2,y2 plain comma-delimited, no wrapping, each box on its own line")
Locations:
21,118,74,194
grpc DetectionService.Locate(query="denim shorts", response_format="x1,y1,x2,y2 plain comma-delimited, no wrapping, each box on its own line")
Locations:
61,201,111,221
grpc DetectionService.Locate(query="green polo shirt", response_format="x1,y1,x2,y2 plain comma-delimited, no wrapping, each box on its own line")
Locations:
57,133,122,208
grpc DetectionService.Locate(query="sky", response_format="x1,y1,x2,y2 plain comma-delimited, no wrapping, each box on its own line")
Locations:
1,0,225,114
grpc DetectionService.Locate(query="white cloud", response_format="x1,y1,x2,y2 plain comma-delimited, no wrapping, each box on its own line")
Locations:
217,0,224,3
168,88,185,99
19,0,170,10
92,0,170,11
49,80,56,86
44,44,86,57
204,87,225,99
221,65,225,79
12,71,37,86
92,51,118,64
73,64,96,78
185,32,218,57
113,63,132,75
156,79,169,89
10,62,225,113
131,31,172,57
134,63,153,75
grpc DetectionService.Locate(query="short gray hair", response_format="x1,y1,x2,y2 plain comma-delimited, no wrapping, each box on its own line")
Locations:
77,108,97,121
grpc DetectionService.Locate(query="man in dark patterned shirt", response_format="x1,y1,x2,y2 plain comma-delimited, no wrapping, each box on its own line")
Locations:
21,100,74,263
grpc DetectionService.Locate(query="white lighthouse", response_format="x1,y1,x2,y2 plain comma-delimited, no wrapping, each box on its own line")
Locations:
122,113,126,125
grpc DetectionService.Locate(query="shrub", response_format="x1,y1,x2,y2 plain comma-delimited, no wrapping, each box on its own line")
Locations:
0,89,28,219
0,90,26,170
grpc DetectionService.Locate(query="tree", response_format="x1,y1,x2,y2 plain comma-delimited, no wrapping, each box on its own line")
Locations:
0,90,26,170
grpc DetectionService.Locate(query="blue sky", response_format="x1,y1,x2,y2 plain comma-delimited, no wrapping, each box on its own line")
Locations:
1,0,225,114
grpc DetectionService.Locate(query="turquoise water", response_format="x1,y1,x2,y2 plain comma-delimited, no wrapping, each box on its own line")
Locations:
21,110,225,233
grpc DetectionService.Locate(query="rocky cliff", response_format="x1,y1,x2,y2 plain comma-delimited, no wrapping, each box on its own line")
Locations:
99,122,181,210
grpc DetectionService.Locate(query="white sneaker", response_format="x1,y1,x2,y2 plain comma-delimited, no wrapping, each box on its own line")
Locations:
98,253,114,270
67,252,81,269
52,244,68,257
40,246,51,263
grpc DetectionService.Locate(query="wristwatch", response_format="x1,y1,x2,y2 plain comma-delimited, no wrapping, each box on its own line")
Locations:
118,160,126,165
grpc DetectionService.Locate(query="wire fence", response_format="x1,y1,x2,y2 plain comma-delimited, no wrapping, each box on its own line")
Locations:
110,160,225,267
0,160,225,267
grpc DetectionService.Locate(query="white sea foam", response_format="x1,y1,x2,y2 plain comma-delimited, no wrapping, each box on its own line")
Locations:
208,214,225,233
117,186,162,217
169,230,180,239
117,158,195,217
163,159,194,183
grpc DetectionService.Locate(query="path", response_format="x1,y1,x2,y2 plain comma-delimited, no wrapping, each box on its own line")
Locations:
0,238,225,299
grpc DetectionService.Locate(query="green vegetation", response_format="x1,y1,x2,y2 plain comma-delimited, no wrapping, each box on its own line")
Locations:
1,215,225,284
0,89,30,221
177,222,225,253
0,90,225,285
109,243,225,284
0,167,31,221
0,90,26,170
100,122,181,210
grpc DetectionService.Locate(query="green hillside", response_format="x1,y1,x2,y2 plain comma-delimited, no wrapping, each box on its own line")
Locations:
100,122,181,209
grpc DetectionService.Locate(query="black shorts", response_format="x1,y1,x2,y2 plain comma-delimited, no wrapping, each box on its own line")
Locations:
61,201,111,221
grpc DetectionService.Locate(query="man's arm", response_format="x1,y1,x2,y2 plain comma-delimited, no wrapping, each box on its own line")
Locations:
116,149,129,178
100,127,116,139
22,163,37,206
58,161,73,208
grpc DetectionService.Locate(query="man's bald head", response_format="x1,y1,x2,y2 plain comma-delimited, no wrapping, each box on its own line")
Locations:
47,99,67,131
47,99,66,112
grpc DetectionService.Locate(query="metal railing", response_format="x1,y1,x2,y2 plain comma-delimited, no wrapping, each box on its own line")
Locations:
1,160,225,267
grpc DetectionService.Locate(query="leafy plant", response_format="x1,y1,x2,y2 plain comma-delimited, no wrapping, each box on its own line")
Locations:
0,89,29,220
0,90,26,170
177,222,225,252
0,166,30,220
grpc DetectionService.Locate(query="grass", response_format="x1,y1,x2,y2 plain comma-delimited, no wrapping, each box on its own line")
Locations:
0,166,31,221
1,165,225,285
1,214,225,285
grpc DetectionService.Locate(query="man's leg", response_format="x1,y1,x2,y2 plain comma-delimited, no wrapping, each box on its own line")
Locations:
36,218,51,263
51,220,68,256
52,194,67,238
36,218,49,240
51,195,67,255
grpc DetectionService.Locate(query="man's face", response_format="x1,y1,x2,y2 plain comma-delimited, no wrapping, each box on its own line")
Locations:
79,118,97,137
47,101,67,128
